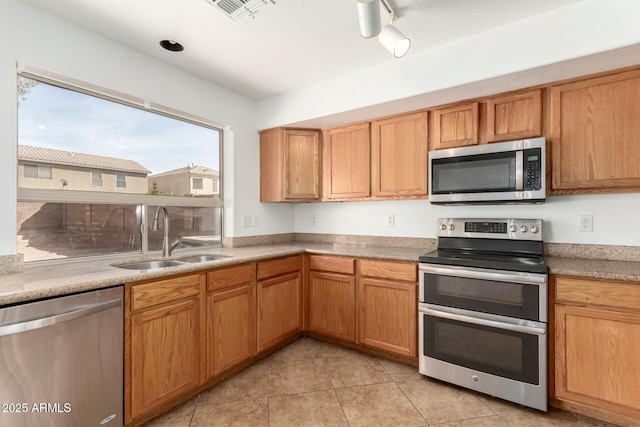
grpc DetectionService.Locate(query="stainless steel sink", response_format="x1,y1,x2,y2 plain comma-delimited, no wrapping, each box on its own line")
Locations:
112,259,186,270
176,255,229,263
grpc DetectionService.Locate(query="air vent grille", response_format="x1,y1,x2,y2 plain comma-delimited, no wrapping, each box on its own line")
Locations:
204,0,275,22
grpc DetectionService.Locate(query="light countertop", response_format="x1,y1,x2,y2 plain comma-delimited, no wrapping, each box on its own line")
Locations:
2,243,639,306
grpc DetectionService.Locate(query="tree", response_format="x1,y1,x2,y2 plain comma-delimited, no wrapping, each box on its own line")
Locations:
17,76,39,105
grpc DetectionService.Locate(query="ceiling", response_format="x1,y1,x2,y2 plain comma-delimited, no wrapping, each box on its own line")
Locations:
21,0,582,100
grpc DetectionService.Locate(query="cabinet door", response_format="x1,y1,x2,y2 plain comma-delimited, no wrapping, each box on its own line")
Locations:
432,102,478,150
257,272,302,352
371,112,428,197
555,304,640,419
259,128,284,202
207,284,256,377
550,70,640,191
308,271,355,341
130,299,200,419
486,90,542,142
324,123,371,199
284,129,321,199
358,277,417,357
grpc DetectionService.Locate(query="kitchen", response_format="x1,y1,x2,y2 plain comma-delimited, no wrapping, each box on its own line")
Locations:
2,0,640,426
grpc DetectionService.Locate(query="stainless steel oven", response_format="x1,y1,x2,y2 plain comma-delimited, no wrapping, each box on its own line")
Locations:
418,218,548,411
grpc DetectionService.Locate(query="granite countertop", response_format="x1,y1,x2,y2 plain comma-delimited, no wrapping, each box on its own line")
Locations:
2,242,640,307
0,243,427,306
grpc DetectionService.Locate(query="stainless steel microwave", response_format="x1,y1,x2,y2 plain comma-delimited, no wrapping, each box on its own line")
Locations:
428,137,546,204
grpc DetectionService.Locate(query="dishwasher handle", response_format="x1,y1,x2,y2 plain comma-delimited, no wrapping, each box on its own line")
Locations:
0,298,122,337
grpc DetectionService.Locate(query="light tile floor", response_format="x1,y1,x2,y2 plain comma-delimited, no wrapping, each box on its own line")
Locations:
143,337,620,427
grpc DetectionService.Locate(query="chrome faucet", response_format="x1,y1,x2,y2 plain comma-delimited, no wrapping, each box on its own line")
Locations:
152,206,182,258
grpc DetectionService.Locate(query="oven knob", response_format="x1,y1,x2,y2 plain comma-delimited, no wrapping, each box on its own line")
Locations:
520,225,528,232
531,226,539,233
449,224,455,230
439,224,447,230
472,375,479,382
509,225,517,232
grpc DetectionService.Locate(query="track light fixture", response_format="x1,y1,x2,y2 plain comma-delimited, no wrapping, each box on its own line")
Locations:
356,0,411,58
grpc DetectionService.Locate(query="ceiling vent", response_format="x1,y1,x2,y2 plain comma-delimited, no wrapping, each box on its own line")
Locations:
204,0,276,22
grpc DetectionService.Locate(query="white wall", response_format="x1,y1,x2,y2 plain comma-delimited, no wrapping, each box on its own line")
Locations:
294,194,640,246
0,0,294,255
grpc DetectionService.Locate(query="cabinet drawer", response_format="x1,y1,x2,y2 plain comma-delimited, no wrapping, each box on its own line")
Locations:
207,263,256,292
309,255,355,275
555,276,640,311
131,274,201,311
359,259,417,282
257,255,301,280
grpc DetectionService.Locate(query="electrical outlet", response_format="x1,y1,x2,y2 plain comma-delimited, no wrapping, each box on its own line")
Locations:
252,216,260,227
311,215,317,226
578,214,593,232
386,214,395,227
242,215,252,227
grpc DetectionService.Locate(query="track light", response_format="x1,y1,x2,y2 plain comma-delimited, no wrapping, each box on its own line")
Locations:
379,24,411,58
355,0,411,58
356,0,381,38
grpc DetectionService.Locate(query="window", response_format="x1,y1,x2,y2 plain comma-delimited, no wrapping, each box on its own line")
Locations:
116,172,126,189
17,71,223,263
24,163,52,179
92,170,103,186
192,177,203,190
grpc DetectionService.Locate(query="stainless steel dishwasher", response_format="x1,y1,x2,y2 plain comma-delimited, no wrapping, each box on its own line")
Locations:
0,286,123,427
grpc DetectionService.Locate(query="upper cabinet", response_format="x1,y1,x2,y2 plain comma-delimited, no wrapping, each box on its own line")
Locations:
550,69,640,192
371,112,428,197
431,102,478,150
486,90,542,142
323,123,371,200
260,127,321,202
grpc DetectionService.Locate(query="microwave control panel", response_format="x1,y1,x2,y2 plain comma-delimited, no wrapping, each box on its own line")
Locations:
524,148,542,191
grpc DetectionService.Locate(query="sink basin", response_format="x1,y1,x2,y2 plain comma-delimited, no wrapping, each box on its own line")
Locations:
113,260,186,270
176,255,229,263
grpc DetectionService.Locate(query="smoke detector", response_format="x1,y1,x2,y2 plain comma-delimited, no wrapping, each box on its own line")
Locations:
204,0,276,22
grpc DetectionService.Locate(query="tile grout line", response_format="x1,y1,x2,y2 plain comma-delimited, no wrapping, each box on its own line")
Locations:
387,362,431,426
318,349,353,427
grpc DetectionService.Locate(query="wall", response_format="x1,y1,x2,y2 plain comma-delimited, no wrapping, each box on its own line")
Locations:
0,0,293,256
293,194,640,246
252,0,640,248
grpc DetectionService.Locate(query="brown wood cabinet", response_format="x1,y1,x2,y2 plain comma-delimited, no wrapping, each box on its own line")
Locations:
307,255,356,341
323,123,371,200
260,127,321,201
371,112,428,197
357,259,417,358
486,89,542,142
553,276,640,426
127,274,202,422
205,263,256,377
256,255,302,352
550,69,640,193
431,102,478,150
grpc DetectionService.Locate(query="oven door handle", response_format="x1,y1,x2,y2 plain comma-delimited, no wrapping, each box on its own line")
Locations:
420,306,546,336
419,264,546,285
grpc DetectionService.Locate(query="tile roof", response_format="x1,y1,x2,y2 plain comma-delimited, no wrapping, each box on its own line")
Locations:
18,145,151,174
149,165,219,177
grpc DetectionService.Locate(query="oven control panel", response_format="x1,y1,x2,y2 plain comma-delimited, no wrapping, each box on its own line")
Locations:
437,218,543,240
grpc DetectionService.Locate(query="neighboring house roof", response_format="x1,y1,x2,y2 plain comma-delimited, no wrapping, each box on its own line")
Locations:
149,165,219,178
18,145,151,174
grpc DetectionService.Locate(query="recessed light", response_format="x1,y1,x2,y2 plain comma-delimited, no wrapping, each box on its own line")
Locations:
160,39,184,52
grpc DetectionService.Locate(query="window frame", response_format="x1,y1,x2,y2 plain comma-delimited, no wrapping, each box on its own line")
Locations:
24,163,52,179
192,177,203,190
92,170,103,187
16,64,225,263
116,172,126,189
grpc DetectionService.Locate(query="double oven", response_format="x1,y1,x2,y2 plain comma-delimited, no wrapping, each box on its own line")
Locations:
418,218,548,411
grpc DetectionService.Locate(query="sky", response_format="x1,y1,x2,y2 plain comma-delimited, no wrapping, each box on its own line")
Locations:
17,77,220,175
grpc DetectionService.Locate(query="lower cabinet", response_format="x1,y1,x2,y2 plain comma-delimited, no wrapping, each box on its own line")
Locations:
307,255,356,341
256,255,302,352
357,259,418,358
553,276,640,426
127,274,202,422
206,263,256,378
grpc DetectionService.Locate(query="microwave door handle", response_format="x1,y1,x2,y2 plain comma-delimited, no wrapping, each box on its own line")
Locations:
515,150,524,190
